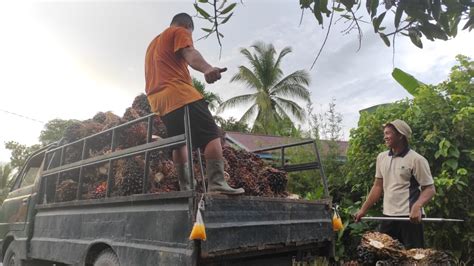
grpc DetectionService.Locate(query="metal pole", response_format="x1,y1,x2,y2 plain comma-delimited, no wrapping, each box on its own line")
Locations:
281,147,285,169
313,141,329,197
106,129,117,197
197,149,207,193
361,217,464,222
105,160,114,198
76,139,88,200
143,116,154,193
59,147,65,167
184,106,195,190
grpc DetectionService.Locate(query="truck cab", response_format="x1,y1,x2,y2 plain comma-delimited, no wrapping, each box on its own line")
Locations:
0,147,47,265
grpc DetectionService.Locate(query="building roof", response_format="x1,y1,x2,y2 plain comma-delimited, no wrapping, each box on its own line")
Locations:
224,131,348,156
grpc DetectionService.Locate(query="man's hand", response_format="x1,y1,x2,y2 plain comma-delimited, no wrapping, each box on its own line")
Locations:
353,209,367,223
204,67,227,84
410,205,423,223
409,185,435,223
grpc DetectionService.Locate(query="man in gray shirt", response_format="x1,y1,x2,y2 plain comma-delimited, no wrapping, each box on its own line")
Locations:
354,119,436,248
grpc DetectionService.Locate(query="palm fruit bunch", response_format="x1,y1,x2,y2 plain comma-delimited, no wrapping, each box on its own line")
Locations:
91,182,107,199
148,159,180,193
222,146,288,197
131,93,151,116
113,156,144,196
261,167,288,195
404,248,452,265
63,143,83,165
130,93,167,138
54,93,292,198
62,121,89,143
81,164,109,199
56,179,78,202
357,232,405,264
87,111,122,156
61,120,107,163
120,107,148,149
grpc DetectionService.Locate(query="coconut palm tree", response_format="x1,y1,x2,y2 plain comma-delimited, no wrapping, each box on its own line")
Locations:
192,77,222,112
218,42,311,134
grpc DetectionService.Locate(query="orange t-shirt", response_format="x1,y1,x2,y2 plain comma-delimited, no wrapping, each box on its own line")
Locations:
145,26,203,115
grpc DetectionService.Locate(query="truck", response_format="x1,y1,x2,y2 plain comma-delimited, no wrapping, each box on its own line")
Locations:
0,109,334,266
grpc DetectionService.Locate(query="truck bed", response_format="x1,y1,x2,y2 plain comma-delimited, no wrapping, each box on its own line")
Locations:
201,194,333,260
31,192,332,265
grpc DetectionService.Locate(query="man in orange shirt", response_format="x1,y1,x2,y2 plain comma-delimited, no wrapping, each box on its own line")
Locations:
145,13,244,195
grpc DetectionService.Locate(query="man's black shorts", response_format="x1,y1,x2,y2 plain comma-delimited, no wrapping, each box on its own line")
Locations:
161,99,219,149
378,216,424,249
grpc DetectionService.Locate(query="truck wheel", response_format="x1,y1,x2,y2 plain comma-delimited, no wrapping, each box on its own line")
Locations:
93,249,120,266
3,244,22,266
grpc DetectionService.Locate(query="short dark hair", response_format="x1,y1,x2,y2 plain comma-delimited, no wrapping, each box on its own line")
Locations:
171,13,194,30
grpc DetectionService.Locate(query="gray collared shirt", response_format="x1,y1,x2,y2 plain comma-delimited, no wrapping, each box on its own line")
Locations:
375,148,434,216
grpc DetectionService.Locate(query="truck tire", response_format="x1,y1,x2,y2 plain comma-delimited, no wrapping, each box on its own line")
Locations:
93,249,120,266
3,244,22,266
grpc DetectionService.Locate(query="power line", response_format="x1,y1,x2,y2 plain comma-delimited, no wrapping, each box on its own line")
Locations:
0,108,45,124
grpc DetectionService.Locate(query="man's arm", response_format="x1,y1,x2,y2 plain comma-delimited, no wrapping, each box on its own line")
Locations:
354,178,383,222
410,184,436,223
180,47,226,84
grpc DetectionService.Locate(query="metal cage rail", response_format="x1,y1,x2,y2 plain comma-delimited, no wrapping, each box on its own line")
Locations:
39,107,195,204
251,140,329,197
39,108,330,204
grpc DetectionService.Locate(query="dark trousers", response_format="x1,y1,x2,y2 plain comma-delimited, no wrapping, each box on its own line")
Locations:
378,216,425,249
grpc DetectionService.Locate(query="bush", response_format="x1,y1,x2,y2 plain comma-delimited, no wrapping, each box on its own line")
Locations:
341,55,473,262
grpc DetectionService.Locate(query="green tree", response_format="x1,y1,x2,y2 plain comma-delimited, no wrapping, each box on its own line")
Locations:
215,116,250,133
219,42,311,135
343,55,473,262
283,99,346,199
39,119,78,145
5,118,75,170
312,99,347,198
192,77,222,112
4,141,42,170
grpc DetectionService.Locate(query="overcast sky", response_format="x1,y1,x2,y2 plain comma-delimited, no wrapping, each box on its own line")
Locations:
0,0,472,163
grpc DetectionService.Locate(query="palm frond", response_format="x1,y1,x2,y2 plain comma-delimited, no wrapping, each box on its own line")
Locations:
274,46,292,70
240,48,263,78
239,103,258,124
273,101,291,120
218,94,256,113
272,84,310,101
230,66,263,90
246,42,280,90
274,97,306,122
251,42,273,57
271,70,311,100
272,70,310,89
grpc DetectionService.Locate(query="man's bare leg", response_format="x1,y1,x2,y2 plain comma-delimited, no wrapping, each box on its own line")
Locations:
173,145,188,164
203,138,223,160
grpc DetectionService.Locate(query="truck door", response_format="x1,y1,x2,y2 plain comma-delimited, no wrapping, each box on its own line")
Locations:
2,152,45,231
